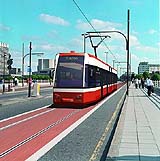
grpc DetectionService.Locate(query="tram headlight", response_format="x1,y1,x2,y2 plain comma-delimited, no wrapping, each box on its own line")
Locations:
76,94,82,101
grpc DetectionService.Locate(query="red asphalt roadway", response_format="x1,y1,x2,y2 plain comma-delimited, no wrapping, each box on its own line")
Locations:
0,105,96,161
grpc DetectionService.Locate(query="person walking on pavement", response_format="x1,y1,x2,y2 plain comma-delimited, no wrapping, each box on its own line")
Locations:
138,79,141,88
135,78,138,89
141,78,145,89
146,77,154,96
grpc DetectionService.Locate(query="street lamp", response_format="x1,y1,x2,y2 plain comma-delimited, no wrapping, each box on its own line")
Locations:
104,52,108,63
113,60,115,68
2,53,6,93
22,51,44,87
21,42,44,97
85,10,130,95
114,61,127,78
28,42,32,97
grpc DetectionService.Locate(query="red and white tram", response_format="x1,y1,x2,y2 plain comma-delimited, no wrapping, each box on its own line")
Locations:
53,51,117,107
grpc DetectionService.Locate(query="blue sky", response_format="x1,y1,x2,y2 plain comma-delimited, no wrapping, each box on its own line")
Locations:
0,0,159,74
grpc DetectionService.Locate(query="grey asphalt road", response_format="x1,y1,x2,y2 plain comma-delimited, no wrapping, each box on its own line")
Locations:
0,88,53,120
38,86,126,161
0,85,126,161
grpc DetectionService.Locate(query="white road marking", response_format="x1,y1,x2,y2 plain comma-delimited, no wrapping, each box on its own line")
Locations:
0,108,55,131
26,86,124,161
0,105,52,123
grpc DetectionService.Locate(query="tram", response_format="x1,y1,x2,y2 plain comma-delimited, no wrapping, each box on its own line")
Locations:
53,51,117,107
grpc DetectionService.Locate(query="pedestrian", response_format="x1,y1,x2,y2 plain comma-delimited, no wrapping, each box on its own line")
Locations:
14,77,18,86
138,79,141,88
141,78,145,89
135,78,138,89
146,77,154,96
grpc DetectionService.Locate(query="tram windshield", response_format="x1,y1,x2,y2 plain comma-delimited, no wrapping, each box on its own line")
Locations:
54,56,84,87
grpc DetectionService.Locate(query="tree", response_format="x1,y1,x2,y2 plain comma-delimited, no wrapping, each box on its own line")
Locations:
143,72,150,80
151,73,160,81
135,74,142,79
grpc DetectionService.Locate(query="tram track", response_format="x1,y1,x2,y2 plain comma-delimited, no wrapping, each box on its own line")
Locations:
0,105,52,128
0,108,55,131
0,86,126,161
0,102,96,161
0,108,81,158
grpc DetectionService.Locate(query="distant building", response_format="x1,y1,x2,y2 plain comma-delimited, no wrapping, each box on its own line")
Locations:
149,64,160,74
36,59,55,75
10,68,21,75
138,62,160,74
0,42,10,76
138,62,149,74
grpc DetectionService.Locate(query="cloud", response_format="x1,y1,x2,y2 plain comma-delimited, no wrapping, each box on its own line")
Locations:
34,43,69,54
148,29,157,35
135,45,158,53
76,19,122,31
130,35,140,47
0,23,11,31
21,35,41,41
39,13,70,26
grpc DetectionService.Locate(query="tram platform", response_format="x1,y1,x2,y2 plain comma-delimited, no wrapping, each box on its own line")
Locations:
106,84,160,161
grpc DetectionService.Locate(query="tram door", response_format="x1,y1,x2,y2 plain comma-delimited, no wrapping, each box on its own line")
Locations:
100,79,103,99
100,70,103,99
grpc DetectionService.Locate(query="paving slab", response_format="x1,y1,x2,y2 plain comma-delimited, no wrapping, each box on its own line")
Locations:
106,84,160,161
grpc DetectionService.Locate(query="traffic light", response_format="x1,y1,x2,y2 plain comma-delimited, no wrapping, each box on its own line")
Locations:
7,54,13,70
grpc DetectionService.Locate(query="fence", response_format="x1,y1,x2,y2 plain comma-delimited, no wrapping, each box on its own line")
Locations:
153,81,160,87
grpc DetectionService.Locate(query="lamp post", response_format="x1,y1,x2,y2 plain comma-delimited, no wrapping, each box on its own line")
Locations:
28,42,32,97
114,61,127,79
104,52,108,63
2,53,6,93
113,60,115,68
85,10,130,95
117,64,119,78
21,42,44,97
22,51,44,87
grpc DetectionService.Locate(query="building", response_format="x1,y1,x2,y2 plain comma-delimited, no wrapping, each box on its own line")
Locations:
0,42,10,77
138,62,160,74
138,62,149,74
10,68,21,75
36,59,55,75
149,64,160,74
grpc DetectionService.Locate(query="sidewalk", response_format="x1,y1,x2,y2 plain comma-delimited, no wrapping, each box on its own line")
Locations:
107,84,160,161
0,82,53,93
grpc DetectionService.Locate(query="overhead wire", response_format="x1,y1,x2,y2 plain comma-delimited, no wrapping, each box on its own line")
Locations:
72,0,119,62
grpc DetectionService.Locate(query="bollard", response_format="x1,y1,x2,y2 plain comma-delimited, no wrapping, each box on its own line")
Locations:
32,82,40,96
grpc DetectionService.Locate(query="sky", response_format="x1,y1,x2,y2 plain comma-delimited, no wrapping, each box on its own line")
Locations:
0,0,159,75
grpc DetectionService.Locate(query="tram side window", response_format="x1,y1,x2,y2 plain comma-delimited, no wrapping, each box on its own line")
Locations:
111,73,113,84
106,71,111,85
101,69,107,85
113,73,117,83
85,65,88,87
96,67,101,87
87,65,96,87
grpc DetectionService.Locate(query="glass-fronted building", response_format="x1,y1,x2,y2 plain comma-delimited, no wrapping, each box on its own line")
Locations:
0,43,10,76
138,62,160,74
